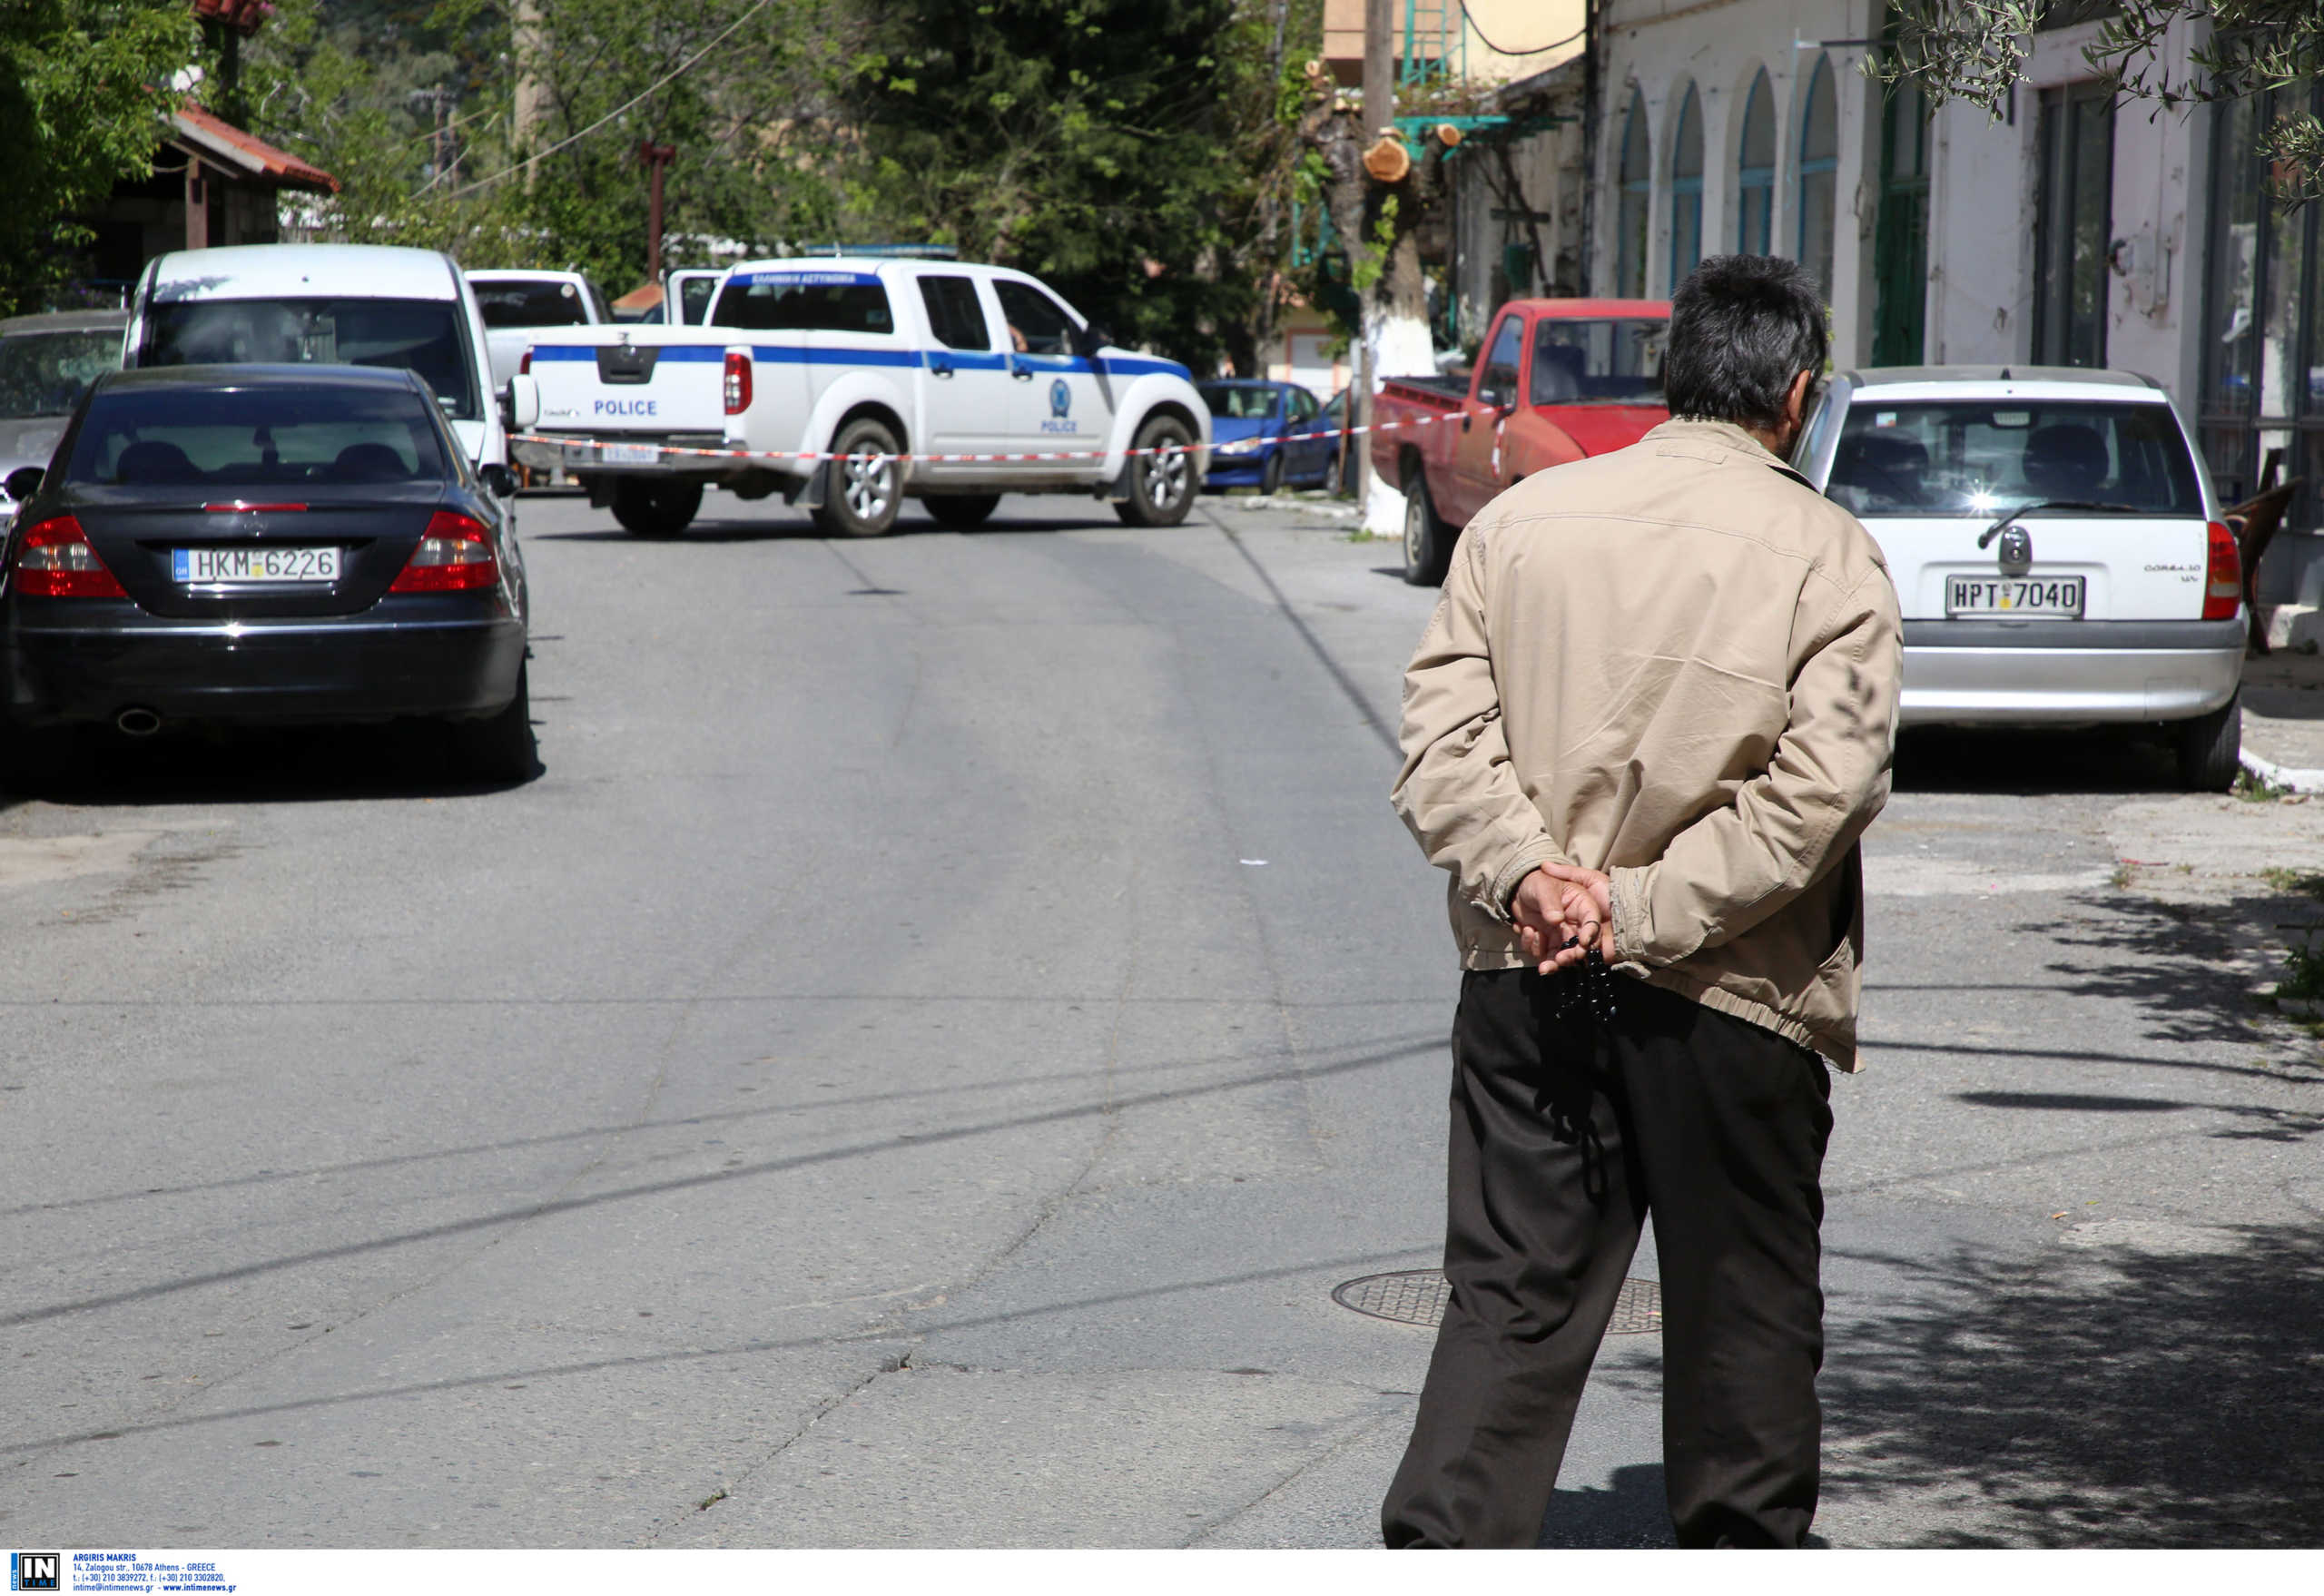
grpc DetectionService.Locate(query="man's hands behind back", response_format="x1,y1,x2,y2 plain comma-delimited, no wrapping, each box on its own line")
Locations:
1512,864,1616,974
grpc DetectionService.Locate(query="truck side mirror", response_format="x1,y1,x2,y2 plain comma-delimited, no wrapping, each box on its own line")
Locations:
505,375,541,432
1077,322,1115,357
3,466,41,505
478,463,518,499
1476,387,1505,411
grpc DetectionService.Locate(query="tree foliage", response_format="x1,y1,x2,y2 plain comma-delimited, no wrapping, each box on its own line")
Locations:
1876,1,2324,205
12,0,1310,366
247,0,843,291
838,0,1273,369
0,0,200,315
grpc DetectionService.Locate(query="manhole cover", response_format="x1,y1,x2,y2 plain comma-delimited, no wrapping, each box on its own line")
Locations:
1332,1271,1661,1334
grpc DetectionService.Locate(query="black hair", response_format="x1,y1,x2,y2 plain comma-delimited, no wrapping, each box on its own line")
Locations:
1661,254,1827,431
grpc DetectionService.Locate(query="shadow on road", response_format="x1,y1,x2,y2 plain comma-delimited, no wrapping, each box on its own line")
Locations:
2014,887,2324,1063
1822,1221,2324,1545
1893,724,2184,795
0,721,540,806
1536,1463,1674,1548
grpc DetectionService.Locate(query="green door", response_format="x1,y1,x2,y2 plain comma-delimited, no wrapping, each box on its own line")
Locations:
1873,77,1931,366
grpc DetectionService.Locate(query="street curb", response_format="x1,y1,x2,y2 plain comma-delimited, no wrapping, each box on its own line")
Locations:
1212,495,1362,521
2240,748,2324,795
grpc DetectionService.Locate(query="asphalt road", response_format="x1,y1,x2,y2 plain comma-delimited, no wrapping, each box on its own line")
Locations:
3,486,2319,1548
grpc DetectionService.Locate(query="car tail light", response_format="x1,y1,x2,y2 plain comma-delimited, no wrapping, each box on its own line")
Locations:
2203,519,2242,621
13,515,127,598
389,509,499,593
519,349,532,376
724,351,752,415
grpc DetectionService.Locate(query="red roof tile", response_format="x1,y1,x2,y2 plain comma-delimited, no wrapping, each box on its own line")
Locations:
172,104,340,194
191,0,274,38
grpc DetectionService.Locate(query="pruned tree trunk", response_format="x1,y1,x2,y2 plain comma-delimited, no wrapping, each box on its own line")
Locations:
1301,84,1450,530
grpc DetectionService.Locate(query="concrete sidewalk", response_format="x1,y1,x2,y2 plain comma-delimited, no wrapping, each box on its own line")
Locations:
2243,647,2324,774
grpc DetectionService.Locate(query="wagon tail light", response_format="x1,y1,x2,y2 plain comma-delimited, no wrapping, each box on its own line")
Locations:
12,515,127,597
724,350,752,415
2202,519,2242,621
389,509,499,593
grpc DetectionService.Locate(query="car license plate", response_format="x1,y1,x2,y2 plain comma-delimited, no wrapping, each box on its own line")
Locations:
1945,575,2084,618
172,547,341,584
602,443,660,466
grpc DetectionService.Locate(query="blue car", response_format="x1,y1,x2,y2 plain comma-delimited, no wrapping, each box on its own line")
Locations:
1198,379,1346,496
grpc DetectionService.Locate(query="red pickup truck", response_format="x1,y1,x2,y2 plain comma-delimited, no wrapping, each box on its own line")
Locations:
1373,297,1670,584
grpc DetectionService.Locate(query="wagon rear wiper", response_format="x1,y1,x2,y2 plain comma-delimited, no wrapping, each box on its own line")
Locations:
1977,499,2141,547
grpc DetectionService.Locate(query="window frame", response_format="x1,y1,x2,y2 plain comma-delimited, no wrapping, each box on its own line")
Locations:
1616,88,1653,299
1669,84,1705,291
1737,70,1776,256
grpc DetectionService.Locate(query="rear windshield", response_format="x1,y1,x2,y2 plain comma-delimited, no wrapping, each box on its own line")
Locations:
142,298,481,421
1827,399,2203,517
0,330,123,419
1530,319,1666,404
711,274,894,334
1200,386,1279,420
473,279,590,330
66,384,448,488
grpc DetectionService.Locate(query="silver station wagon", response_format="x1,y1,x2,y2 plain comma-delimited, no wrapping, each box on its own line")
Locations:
1793,366,2244,789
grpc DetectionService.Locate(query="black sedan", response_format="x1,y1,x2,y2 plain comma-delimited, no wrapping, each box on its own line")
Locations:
0,365,532,781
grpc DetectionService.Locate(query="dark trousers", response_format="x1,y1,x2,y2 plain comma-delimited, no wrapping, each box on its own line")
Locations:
1381,969,1834,1549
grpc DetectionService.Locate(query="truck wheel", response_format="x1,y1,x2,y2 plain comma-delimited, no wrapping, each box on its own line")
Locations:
1402,469,1451,586
922,493,1001,530
610,478,703,537
1260,450,1285,497
2174,692,2241,792
1113,414,1197,527
812,418,904,537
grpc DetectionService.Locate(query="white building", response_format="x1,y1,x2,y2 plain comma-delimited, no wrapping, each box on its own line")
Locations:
1593,0,2320,616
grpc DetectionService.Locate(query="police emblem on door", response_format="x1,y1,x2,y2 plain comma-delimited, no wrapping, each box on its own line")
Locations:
1049,379,1071,418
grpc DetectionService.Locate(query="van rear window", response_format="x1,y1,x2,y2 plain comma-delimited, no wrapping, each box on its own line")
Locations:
1827,400,2202,517
142,298,480,421
474,280,590,330
711,276,895,335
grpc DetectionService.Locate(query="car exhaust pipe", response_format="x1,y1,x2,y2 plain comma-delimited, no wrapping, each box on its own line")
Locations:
114,707,162,738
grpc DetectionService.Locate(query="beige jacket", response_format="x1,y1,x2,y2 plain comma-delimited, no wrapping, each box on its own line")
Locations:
1392,419,1903,1069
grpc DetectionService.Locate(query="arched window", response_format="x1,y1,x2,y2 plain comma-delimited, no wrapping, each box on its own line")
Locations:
1797,54,1837,299
1616,88,1651,298
1738,69,1775,255
1669,84,1704,288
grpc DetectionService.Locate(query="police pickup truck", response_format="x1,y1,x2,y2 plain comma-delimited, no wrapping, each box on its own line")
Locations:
507,258,1210,537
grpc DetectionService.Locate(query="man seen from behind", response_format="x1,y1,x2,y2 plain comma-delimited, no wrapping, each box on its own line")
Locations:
1383,254,1903,1549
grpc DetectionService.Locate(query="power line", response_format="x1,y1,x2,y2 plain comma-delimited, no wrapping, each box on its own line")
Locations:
1459,5,1584,58
441,0,778,200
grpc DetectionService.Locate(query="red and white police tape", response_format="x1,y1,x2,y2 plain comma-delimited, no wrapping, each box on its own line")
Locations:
511,408,1455,468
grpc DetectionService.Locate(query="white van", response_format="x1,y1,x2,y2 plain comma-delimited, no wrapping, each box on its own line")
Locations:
126,245,509,471
465,269,608,391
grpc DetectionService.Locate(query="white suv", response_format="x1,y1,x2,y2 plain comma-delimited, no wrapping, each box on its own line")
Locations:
1793,366,2244,789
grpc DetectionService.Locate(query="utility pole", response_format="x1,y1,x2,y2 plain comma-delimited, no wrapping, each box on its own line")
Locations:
1357,0,1393,510
409,84,455,182
512,0,548,186
639,143,677,281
